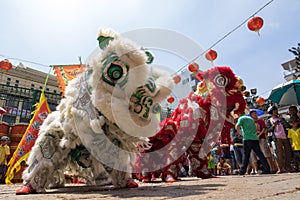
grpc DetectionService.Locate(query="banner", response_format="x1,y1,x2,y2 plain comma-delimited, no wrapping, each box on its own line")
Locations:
53,64,85,96
5,92,51,184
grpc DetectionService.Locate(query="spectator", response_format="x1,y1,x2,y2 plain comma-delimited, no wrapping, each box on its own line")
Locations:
287,118,300,172
178,162,188,177
230,144,236,172
217,157,231,176
235,112,270,175
219,138,232,171
232,129,244,170
266,117,281,174
266,106,292,173
250,110,277,174
207,151,216,176
288,105,300,126
212,147,221,176
247,151,258,175
0,136,10,184
181,152,190,176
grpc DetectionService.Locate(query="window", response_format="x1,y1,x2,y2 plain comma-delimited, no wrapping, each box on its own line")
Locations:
47,99,58,111
19,117,30,123
2,115,16,124
19,100,32,123
22,100,33,110
6,95,19,108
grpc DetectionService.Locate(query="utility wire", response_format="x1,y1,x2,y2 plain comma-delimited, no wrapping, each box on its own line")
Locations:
1,0,274,73
173,0,274,75
0,0,275,95
0,54,49,67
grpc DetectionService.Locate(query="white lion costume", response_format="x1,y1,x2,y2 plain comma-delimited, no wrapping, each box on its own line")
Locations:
16,28,174,195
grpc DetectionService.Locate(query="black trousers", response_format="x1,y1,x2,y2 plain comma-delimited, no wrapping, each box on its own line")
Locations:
240,140,270,174
0,165,7,183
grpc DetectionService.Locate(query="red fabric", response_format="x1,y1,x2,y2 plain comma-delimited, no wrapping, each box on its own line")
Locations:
255,118,267,139
134,66,246,181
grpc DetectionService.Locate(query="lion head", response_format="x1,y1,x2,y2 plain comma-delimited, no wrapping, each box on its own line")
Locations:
85,28,174,137
196,66,246,125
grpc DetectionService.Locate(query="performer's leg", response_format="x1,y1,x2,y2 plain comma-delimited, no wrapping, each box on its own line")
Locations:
187,140,211,179
100,137,137,188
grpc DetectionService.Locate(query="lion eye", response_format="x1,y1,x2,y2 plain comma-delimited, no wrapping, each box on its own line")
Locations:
102,62,128,87
107,63,123,80
214,74,228,87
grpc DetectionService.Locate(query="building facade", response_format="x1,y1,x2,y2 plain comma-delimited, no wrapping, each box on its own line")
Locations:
0,66,62,125
282,59,300,81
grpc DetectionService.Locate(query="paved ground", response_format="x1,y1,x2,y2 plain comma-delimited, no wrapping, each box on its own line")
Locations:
1,172,300,200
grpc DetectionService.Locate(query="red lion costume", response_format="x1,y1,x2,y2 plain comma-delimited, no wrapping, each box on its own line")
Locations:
134,66,246,182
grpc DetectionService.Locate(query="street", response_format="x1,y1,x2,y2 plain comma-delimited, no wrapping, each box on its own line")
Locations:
1,172,300,200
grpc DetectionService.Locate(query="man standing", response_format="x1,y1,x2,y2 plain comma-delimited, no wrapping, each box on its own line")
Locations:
0,136,10,183
236,113,270,175
266,106,292,173
250,110,277,173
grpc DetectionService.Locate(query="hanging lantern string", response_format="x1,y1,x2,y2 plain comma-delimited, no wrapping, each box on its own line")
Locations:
0,54,50,67
1,0,274,75
172,0,274,76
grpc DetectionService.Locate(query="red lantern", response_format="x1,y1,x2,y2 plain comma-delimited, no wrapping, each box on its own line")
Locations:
0,59,13,71
256,96,265,105
188,62,199,73
248,16,264,34
167,96,175,104
205,49,217,61
173,75,181,84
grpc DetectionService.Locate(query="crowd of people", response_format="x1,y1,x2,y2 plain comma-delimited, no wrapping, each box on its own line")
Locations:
205,105,300,177
142,104,300,179
1,105,300,184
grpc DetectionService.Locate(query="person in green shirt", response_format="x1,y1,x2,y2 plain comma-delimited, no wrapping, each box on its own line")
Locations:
235,113,270,175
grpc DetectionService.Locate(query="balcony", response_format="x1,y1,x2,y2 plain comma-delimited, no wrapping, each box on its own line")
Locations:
281,59,300,81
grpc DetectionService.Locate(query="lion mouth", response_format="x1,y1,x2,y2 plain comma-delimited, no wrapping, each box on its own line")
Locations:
129,77,159,122
129,94,153,120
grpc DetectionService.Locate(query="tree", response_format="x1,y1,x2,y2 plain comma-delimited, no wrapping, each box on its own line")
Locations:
288,43,300,71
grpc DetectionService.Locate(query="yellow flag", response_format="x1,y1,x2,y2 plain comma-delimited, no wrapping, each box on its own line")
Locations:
5,92,51,184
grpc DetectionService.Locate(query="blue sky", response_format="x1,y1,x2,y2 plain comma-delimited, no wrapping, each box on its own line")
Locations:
0,0,299,98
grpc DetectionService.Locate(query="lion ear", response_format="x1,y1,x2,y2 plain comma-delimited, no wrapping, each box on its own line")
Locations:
97,28,118,50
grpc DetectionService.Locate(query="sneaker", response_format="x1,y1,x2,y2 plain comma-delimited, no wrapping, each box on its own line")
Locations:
16,184,37,195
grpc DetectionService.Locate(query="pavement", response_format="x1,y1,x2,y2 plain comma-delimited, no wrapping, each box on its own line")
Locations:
0,172,300,200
